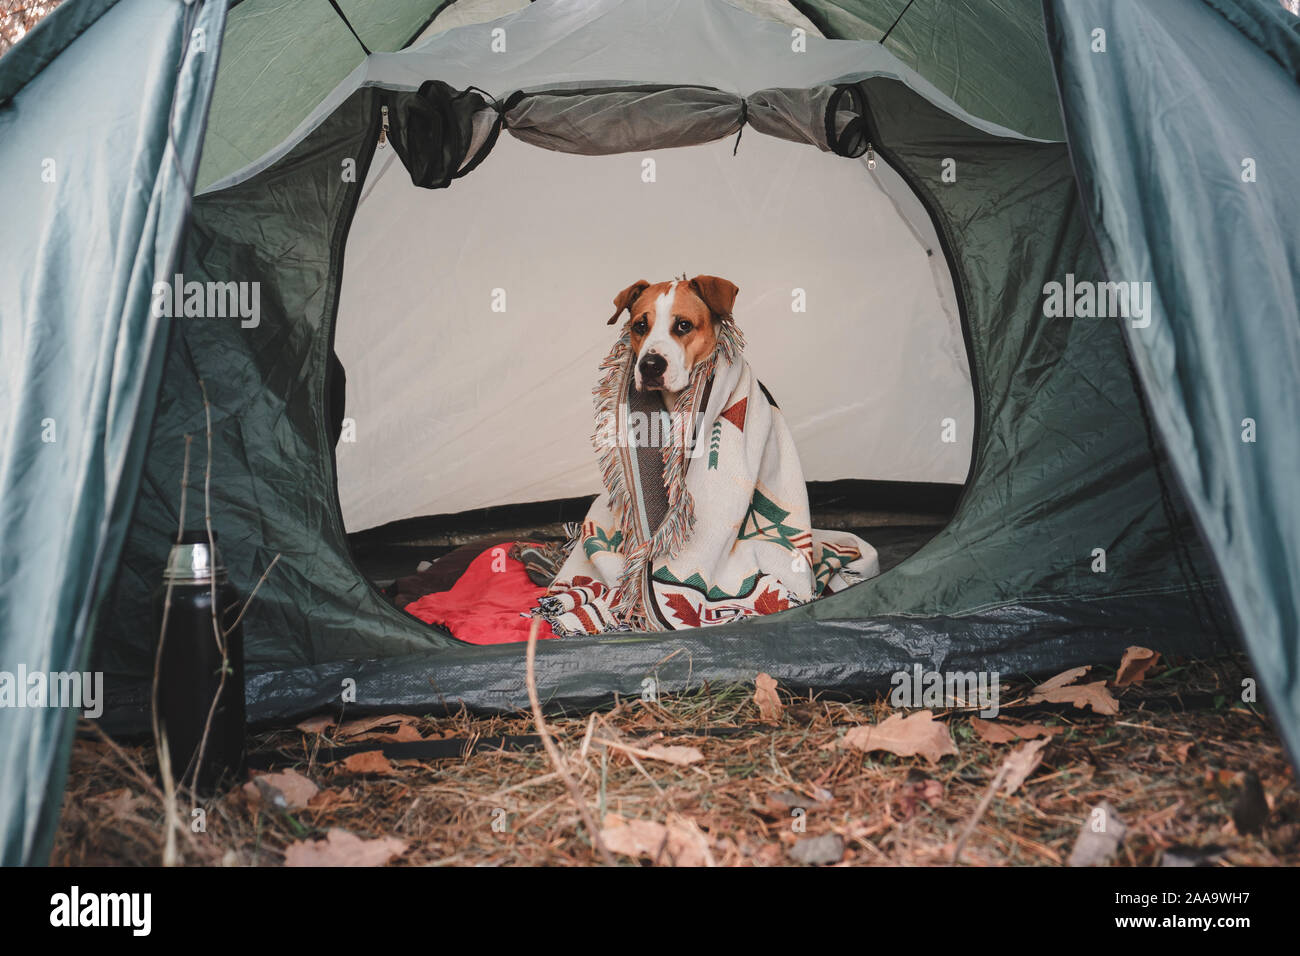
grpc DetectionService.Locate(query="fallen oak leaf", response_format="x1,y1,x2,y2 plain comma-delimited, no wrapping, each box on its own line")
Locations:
595,736,703,767
347,722,424,744
1114,646,1161,687
245,769,319,810
640,744,704,766
754,673,783,724
339,749,396,775
1000,738,1049,795
282,828,407,867
295,715,334,735
1033,665,1092,693
599,813,714,866
840,710,957,764
334,714,423,739
970,716,1060,744
1028,680,1119,715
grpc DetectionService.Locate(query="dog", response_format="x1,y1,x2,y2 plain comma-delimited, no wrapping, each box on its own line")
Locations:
607,274,736,409
533,272,879,635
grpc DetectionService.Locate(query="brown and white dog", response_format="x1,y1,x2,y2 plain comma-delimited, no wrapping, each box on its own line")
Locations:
533,272,880,636
607,275,738,408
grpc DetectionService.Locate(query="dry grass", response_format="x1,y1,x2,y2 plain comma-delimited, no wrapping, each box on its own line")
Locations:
52,654,1298,866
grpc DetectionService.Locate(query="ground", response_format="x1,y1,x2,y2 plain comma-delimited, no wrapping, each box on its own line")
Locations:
53,652,1298,866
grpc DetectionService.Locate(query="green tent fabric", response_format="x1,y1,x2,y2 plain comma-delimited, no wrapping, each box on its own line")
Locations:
195,0,445,191
193,0,1066,192
792,0,1066,141
1,0,1295,867
0,0,227,866
1045,0,1300,764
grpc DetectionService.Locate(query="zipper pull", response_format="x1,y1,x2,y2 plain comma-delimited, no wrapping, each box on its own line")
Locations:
379,105,389,148
866,142,876,170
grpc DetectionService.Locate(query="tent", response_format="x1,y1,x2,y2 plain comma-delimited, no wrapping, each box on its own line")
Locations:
2,0,1297,866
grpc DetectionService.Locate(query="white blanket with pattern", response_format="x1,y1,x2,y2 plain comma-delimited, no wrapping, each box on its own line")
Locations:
536,322,879,635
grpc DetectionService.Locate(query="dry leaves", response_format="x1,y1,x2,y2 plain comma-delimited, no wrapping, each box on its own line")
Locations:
282,828,407,867
639,744,704,766
599,813,715,866
339,750,396,775
754,673,783,724
970,716,1060,744
1035,666,1091,692
295,715,333,735
337,715,425,743
1000,738,1049,796
1114,646,1161,687
840,710,957,764
1067,802,1127,866
594,733,703,767
1028,666,1119,715
294,714,427,743
243,769,319,810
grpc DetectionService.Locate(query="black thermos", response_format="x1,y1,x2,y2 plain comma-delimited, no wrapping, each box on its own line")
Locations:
152,530,247,793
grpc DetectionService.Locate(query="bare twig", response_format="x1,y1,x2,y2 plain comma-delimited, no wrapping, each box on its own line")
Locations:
223,552,281,638
190,378,227,796
525,617,615,865
952,760,1012,865
157,726,180,866
151,433,192,865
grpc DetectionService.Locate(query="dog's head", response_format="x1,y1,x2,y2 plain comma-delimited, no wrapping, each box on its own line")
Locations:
607,275,739,393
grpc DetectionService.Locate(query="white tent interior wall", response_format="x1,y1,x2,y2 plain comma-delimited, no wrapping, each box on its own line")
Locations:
335,132,973,530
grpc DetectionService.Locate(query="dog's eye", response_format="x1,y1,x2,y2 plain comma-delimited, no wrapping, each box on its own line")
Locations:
673,318,693,335
632,318,648,335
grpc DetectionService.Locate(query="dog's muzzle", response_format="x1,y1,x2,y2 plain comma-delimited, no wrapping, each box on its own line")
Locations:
638,352,668,388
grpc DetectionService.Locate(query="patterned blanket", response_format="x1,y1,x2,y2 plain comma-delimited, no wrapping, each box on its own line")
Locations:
536,320,880,636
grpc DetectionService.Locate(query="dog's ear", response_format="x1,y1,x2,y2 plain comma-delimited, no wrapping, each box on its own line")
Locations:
688,275,739,321
608,280,651,325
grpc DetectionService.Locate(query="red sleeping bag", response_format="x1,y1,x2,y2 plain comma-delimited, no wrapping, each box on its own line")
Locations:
404,544,559,645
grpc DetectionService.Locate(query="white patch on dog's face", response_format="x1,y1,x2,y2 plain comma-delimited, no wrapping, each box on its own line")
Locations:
634,280,692,393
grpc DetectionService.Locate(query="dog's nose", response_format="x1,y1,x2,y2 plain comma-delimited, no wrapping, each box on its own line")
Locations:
639,353,667,380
